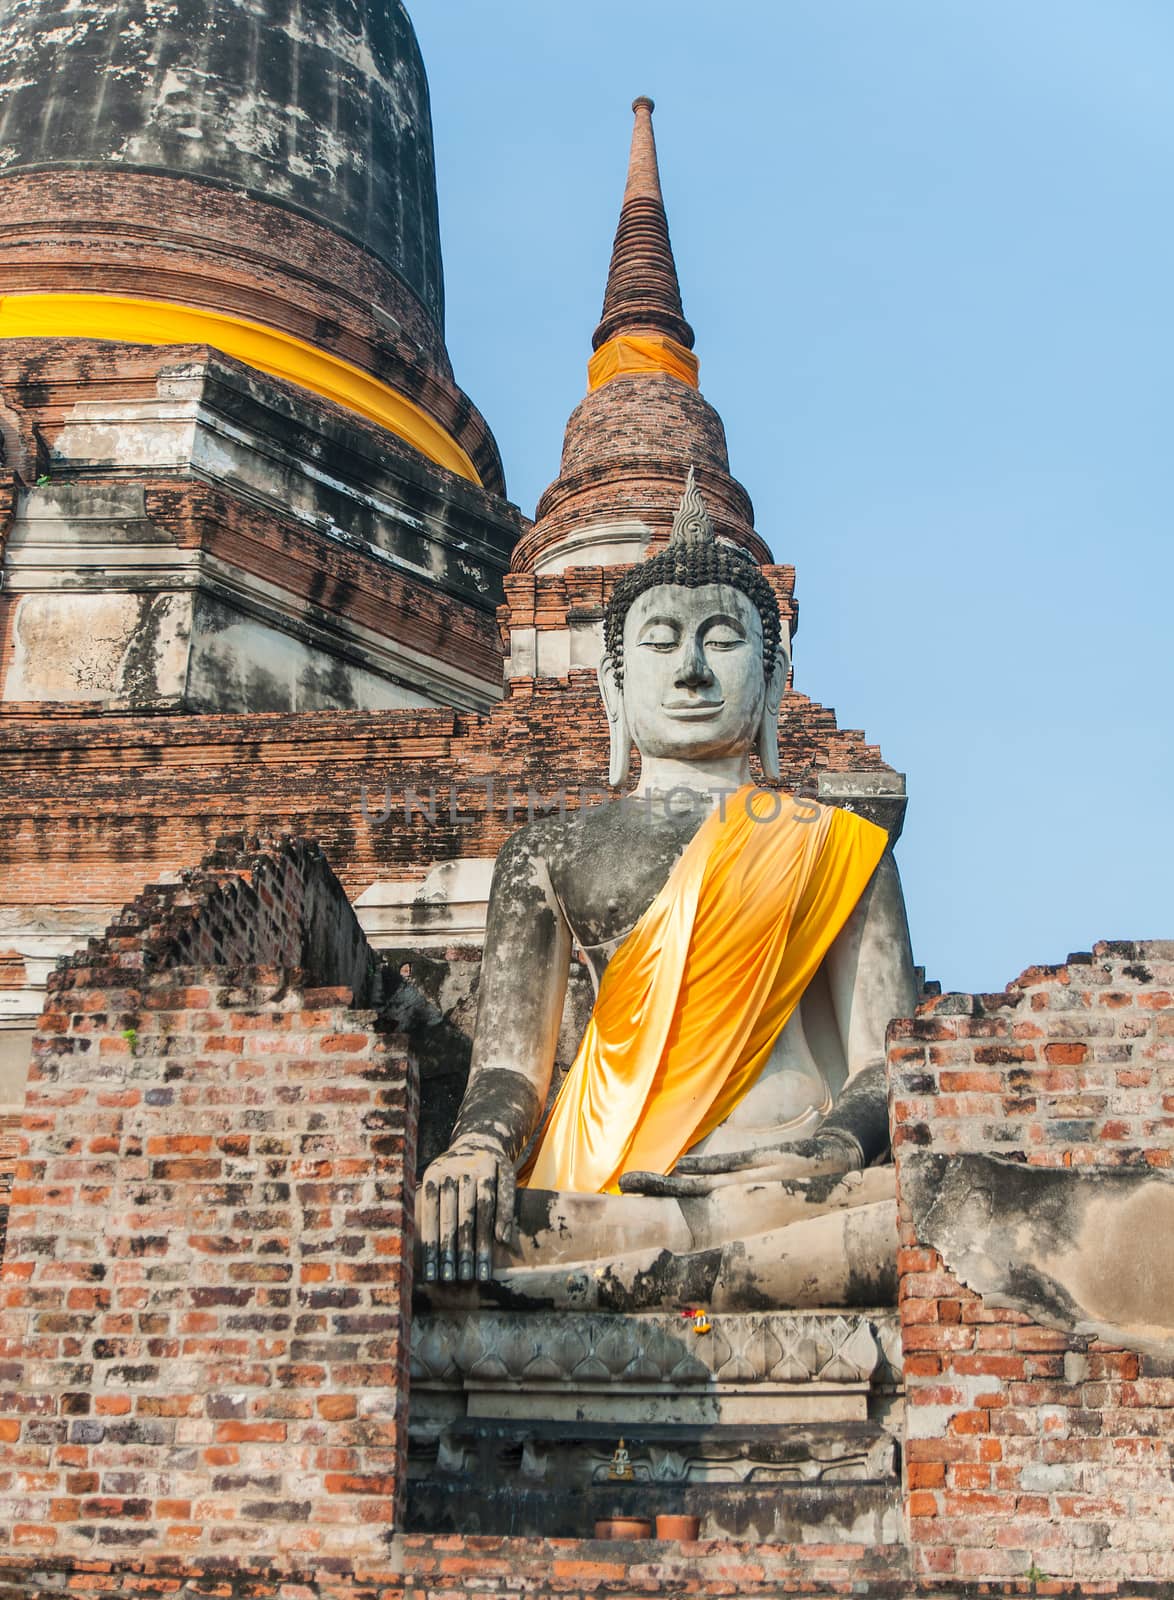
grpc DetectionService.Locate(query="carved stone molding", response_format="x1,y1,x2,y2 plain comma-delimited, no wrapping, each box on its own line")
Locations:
411,1310,898,1391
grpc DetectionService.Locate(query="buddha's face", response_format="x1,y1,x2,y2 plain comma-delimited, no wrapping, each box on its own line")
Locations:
620,583,766,762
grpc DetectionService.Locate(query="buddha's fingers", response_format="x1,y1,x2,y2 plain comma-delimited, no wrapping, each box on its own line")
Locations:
439,1174,458,1282
673,1149,780,1175
674,1139,821,1176
621,1152,849,1197
457,1172,476,1282
620,1166,770,1195
495,1159,518,1249
618,1169,711,1197
475,1174,495,1282
418,1173,440,1282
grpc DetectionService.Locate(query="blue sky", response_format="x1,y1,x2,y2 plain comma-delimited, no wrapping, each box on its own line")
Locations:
411,1,1174,994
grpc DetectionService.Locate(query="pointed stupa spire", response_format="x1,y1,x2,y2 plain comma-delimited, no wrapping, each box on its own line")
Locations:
591,97,695,353
512,97,771,576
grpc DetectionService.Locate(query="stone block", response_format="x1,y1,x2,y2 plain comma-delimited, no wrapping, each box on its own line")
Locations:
408,1309,903,1539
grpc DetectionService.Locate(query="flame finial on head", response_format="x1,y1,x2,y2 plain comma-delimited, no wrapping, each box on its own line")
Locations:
668,465,715,549
603,462,782,686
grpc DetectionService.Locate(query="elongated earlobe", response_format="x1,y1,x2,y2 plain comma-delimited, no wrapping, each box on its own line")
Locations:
598,654,631,788
757,640,790,784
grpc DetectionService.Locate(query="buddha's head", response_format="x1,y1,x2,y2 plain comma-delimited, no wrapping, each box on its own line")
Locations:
600,470,790,786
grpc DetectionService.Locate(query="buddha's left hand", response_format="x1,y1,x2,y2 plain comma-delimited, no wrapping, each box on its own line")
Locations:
617,1133,860,1197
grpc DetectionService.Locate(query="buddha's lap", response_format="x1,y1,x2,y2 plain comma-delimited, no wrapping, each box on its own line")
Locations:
507,1165,895,1268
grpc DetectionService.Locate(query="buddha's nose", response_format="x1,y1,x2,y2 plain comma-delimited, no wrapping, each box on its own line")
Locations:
675,644,714,689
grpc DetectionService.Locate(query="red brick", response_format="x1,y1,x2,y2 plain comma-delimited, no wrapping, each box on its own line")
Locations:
317,1395,358,1421
949,1410,990,1435
324,1474,398,1496
1043,1042,1088,1065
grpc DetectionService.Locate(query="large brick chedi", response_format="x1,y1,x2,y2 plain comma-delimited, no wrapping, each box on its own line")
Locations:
0,0,521,721
0,840,419,1563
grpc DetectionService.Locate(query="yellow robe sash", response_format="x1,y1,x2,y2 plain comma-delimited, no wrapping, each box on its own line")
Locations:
521,788,888,1195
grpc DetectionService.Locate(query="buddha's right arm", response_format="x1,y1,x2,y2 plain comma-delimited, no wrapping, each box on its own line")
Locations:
418,829,572,1283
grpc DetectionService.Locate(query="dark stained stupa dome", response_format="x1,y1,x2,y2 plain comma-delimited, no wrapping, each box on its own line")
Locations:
0,0,446,327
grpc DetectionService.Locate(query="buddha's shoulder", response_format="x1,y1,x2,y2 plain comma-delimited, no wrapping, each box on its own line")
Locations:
496,797,670,868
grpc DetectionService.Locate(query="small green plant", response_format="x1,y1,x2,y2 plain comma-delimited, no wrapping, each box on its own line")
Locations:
122,1026,138,1051
35,474,51,488
1024,1562,1050,1585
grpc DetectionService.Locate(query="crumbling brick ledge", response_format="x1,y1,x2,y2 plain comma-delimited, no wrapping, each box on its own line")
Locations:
1,1538,1174,1600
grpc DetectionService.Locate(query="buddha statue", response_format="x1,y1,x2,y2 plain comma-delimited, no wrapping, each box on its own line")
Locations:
418,471,917,1311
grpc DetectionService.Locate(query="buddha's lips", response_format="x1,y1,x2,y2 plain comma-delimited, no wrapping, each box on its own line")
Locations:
661,700,725,719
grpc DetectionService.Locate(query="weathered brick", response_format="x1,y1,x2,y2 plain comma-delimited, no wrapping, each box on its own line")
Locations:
0,841,418,1566
893,945,1174,1586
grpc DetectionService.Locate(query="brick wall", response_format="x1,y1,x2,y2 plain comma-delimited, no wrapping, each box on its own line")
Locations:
0,840,419,1565
7,1533,1174,1598
0,668,891,914
890,941,1174,1585
0,1535,913,1598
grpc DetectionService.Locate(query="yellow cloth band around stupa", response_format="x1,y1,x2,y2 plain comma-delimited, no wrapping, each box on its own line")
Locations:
588,332,700,392
0,292,482,486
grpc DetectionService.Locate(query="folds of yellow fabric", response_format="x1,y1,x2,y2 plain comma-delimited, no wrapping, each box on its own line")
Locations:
521,788,888,1195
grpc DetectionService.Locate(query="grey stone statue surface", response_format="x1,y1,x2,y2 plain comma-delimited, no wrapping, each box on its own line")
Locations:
418,473,917,1311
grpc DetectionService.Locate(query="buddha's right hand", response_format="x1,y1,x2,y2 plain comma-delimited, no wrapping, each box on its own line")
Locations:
418,1136,517,1285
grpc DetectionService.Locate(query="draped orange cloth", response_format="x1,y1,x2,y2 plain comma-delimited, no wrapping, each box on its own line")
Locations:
587,332,701,391
521,788,888,1195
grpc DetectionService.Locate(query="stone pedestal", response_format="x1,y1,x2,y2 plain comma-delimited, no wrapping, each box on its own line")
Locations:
407,1309,904,1542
